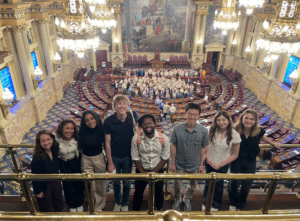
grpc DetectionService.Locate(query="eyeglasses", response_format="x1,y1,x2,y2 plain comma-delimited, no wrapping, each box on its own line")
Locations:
142,122,154,127
186,113,199,117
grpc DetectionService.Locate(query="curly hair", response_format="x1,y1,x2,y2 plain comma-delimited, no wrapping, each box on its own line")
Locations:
209,111,233,146
78,110,104,151
55,118,79,141
33,130,59,161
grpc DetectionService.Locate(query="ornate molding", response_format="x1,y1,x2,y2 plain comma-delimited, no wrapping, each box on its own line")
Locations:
9,24,28,33
35,17,50,25
1,37,8,51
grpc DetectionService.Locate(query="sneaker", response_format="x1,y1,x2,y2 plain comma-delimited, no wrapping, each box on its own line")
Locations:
121,205,128,211
202,204,218,211
113,204,121,211
76,206,83,212
172,199,182,211
229,205,236,211
183,199,192,211
70,208,77,212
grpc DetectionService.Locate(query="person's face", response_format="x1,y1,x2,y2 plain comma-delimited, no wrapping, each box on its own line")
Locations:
186,108,200,124
142,117,155,136
62,123,74,140
85,113,97,129
216,115,229,130
242,113,255,129
115,99,129,115
40,134,53,151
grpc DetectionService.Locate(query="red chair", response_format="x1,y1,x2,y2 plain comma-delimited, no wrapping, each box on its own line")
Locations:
133,55,137,65
128,55,133,65
138,55,142,65
142,55,148,65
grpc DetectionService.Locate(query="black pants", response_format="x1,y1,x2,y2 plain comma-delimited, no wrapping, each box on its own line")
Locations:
228,156,256,210
59,157,85,209
163,113,167,119
203,160,229,209
36,181,64,212
133,168,164,211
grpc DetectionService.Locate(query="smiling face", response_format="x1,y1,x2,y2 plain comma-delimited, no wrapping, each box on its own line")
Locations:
142,117,155,136
115,99,129,115
85,113,97,129
62,123,74,140
186,108,200,125
216,115,229,130
242,113,255,129
39,134,53,151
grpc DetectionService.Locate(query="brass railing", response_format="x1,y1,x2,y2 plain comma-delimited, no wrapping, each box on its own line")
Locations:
0,144,300,220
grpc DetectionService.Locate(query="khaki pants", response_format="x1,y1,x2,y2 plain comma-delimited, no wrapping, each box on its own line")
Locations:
174,169,197,200
81,153,106,211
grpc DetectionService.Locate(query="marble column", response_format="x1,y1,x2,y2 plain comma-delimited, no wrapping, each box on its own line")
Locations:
250,21,263,67
21,30,35,76
46,22,55,60
235,15,247,57
92,50,97,70
38,20,54,77
199,14,207,55
62,48,68,64
257,49,267,69
111,26,116,53
116,12,123,53
12,27,35,96
268,58,280,80
182,0,192,52
242,34,251,58
225,30,234,55
191,12,201,55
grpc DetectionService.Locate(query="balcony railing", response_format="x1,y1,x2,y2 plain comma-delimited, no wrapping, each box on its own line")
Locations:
0,144,299,220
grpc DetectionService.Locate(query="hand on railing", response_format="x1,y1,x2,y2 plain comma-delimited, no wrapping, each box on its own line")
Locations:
107,162,116,174
171,164,176,173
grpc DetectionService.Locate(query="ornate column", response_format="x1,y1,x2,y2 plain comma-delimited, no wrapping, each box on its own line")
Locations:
199,14,207,55
46,22,55,60
11,26,35,96
235,15,248,57
225,30,234,55
268,58,280,80
92,50,97,70
116,12,123,53
21,27,35,76
62,48,68,64
181,0,192,52
111,26,116,53
250,20,263,67
37,19,54,77
191,11,201,55
257,49,267,68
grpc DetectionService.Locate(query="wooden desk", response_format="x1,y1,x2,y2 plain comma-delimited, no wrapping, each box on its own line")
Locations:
149,60,166,70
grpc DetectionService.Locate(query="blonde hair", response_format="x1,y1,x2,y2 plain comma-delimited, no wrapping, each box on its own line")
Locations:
234,109,261,137
112,95,130,111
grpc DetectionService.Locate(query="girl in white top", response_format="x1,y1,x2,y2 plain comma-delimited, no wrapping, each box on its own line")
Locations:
202,110,241,211
55,119,85,212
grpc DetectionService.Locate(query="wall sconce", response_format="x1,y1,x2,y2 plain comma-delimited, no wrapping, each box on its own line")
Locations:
231,38,237,54
197,38,202,53
114,37,119,53
245,45,252,62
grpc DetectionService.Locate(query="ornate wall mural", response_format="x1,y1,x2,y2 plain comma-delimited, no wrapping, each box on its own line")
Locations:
122,0,195,52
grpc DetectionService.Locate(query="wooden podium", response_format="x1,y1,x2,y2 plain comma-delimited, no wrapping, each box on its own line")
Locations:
150,60,166,70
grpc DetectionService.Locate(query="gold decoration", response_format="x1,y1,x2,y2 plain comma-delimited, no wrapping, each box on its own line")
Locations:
30,28,36,43
0,37,8,51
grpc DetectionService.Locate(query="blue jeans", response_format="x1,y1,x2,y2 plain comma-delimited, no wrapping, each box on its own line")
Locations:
112,156,133,206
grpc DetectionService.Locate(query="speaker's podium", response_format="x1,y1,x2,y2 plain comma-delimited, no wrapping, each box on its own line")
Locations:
150,48,165,70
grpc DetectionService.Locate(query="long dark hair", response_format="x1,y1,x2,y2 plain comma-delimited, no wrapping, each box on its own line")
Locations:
78,110,104,151
33,130,59,161
55,119,79,141
209,111,233,146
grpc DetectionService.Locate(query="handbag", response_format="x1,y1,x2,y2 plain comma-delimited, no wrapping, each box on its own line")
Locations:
129,110,137,135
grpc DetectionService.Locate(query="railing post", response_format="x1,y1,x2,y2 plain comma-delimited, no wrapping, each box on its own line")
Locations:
84,173,95,215
19,174,36,215
205,172,217,215
164,158,171,200
6,144,20,173
148,172,155,215
261,173,281,214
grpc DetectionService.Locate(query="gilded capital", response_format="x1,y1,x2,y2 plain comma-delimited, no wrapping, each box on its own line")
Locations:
35,17,50,25
9,24,28,33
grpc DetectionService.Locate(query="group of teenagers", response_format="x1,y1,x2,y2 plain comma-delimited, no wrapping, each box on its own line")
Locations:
31,94,280,213
116,75,195,99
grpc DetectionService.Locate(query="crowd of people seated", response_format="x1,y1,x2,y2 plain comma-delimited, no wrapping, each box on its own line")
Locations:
30,95,281,213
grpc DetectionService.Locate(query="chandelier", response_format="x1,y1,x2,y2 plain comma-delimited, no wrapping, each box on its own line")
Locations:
55,0,99,58
239,0,264,14
256,0,300,60
214,0,240,35
87,0,116,33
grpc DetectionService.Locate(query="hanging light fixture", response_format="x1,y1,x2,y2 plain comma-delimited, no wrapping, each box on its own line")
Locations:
214,0,240,35
257,0,300,61
56,0,99,58
238,0,264,15
54,53,61,62
87,0,117,33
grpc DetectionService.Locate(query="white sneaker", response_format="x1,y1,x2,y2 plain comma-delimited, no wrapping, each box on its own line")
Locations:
121,205,128,211
76,206,83,212
202,204,218,211
229,205,236,211
113,204,121,211
70,208,77,212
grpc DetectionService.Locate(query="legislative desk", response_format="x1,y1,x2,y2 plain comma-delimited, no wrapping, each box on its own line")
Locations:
265,124,283,137
259,116,271,125
82,85,108,113
149,60,166,69
83,67,94,82
269,147,300,169
94,85,112,109
76,103,105,120
228,104,248,117
103,84,114,98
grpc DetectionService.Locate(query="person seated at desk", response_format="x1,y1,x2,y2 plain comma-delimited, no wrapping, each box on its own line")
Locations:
217,98,224,110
